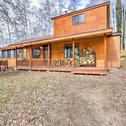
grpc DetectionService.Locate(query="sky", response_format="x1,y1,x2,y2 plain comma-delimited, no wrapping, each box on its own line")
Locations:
31,0,91,8
31,0,126,10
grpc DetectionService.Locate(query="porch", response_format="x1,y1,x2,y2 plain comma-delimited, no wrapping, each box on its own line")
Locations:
16,59,107,75
16,35,108,75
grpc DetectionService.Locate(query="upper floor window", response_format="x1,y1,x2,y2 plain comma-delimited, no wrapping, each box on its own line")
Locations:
72,14,85,25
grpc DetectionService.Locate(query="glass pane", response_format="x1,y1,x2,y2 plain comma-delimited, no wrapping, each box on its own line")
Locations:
64,48,67,58
0,51,2,58
79,14,84,23
11,50,15,58
73,15,79,25
32,48,40,58
8,50,11,58
17,49,22,58
68,47,72,58
75,47,79,57
2,51,7,58
23,49,26,59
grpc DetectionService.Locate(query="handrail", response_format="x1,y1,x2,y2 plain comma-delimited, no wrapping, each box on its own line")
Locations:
17,58,73,67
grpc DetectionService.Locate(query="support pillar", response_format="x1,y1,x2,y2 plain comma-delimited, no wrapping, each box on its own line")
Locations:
29,46,32,69
15,47,17,70
72,39,75,67
104,35,107,68
48,43,50,67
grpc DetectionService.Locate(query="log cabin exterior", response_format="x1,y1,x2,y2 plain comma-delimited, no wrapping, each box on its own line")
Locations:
0,2,120,75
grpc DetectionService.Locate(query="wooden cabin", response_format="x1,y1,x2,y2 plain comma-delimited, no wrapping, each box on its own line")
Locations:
0,2,120,75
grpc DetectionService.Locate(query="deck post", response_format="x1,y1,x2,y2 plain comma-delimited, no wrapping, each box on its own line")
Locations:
104,35,107,68
48,43,50,68
29,46,32,70
72,39,75,67
15,47,17,70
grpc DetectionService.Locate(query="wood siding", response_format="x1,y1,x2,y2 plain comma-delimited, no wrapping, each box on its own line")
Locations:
51,36,105,68
107,36,120,68
54,5,108,37
0,58,16,68
0,35,120,70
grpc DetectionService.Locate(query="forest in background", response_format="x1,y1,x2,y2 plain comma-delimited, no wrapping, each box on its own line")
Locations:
0,0,126,50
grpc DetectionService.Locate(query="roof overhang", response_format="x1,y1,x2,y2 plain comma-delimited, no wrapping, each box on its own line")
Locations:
1,28,113,50
19,28,112,47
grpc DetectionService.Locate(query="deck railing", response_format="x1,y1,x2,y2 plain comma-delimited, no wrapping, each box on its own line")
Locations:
17,60,30,66
17,58,73,68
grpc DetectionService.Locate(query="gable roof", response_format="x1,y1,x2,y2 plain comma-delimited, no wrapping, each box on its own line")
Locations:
51,1,110,20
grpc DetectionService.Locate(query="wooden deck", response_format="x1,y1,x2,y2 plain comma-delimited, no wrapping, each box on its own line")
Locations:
16,66,108,75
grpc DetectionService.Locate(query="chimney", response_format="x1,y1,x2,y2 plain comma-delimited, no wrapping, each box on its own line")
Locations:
64,10,68,14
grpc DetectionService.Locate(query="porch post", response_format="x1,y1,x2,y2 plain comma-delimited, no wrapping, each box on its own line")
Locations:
29,46,32,69
72,39,75,67
15,47,17,70
48,43,50,67
104,35,107,68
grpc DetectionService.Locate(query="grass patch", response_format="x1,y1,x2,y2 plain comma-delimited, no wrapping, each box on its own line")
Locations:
0,95,9,104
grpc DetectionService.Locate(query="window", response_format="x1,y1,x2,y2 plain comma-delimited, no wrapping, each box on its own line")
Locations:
8,50,11,58
11,50,15,58
23,49,26,60
0,51,2,58
17,49,22,58
72,14,85,25
74,43,79,57
32,48,40,58
64,45,72,58
8,50,15,58
2,50,7,58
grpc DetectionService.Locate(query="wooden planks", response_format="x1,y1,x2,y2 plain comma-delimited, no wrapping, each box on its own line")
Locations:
16,66,107,75
54,5,108,37
107,36,120,68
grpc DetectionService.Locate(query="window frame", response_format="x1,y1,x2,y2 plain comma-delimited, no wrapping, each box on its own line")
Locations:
72,14,85,25
17,49,22,59
32,47,41,59
64,44,72,58
7,50,12,58
2,50,8,58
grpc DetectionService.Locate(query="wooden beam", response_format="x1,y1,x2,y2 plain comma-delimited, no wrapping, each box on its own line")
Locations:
15,48,17,69
72,39,75,67
29,46,32,69
104,35,107,68
48,43,50,66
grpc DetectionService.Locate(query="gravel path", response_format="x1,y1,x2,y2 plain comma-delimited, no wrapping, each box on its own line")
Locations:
0,68,126,126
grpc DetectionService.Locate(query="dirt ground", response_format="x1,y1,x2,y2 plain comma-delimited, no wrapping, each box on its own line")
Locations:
0,67,126,126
